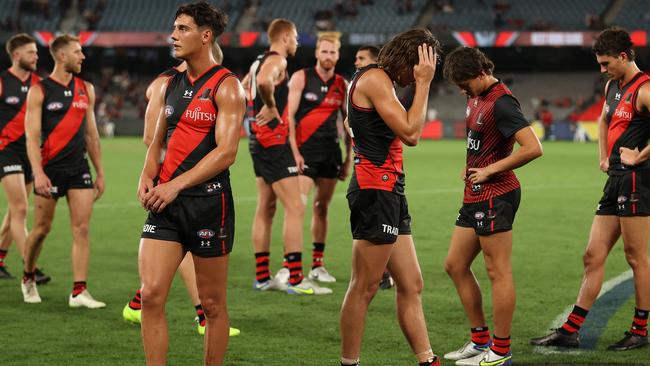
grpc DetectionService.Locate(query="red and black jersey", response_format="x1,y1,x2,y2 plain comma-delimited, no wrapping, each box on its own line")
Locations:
247,51,289,151
39,76,90,171
0,70,40,154
158,64,236,196
346,64,404,195
295,67,346,155
603,72,650,171
464,81,529,203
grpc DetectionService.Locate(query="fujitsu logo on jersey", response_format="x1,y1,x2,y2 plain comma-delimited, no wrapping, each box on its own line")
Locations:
614,107,632,120
467,130,481,152
73,100,88,110
184,106,216,123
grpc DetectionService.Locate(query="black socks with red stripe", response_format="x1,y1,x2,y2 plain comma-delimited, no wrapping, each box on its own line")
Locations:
490,335,511,356
255,252,271,283
285,252,304,285
312,242,325,269
471,326,490,346
72,281,87,297
630,308,649,337
129,289,142,310
559,305,589,335
195,304,206,326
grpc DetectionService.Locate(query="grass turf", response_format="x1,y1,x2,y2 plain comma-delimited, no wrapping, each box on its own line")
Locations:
0,138,648,365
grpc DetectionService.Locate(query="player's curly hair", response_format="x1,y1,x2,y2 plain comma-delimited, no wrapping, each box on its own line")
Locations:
176,1,228,39
443,46,495,84
378,28,440,82
593,27,635,61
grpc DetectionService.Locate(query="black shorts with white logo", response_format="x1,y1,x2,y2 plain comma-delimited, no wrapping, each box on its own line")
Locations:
302,146,342,180
141,185,235,257
596,169,650,217
42,164,93,199
251,143,298,184
347,189,411,245
0,150,32,183
456,188,521,236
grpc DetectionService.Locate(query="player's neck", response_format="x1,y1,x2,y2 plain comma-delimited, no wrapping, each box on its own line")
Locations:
8,64,30,81
269,44,287,58
50,66,73,86
315,64,334,81
185,55,216,81
621,62,641,85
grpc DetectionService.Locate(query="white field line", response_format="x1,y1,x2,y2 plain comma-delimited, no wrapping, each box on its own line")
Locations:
533,269,634,355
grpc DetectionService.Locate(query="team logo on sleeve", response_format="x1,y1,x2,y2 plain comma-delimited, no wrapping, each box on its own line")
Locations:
5,96,19,105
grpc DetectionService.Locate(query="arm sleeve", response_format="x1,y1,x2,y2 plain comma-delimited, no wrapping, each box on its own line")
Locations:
494,95,529,138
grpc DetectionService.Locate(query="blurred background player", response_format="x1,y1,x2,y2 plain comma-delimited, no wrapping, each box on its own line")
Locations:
352,44,394,290
136,2,245,364
123,40,239,337
243,18,331,295
0,33,50,284
286,34,350,284
442,46,542,366
531,27,650,352
22,34,106,307
339,29,440,366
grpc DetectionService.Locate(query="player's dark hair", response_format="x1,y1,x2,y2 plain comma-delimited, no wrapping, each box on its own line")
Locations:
49,34,80,58
443,46,495,84
358,45,379,61
176,1,228,39
378,28,440,82
6,33,36,57
593,27,635,61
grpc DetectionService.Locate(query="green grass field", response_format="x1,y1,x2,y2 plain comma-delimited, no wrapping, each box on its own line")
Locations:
1,138,649,365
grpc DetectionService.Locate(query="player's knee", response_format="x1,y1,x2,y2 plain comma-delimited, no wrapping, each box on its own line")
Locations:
444,259,466,278
624,245,649,270
285,198,305,218
32,223,52,239
71,222,90,239
201,297,227,319
351,278,380,303
484,264,511,283
313,200,329,217
140,286,166,310
396,274,423,296
582,249,606,270
10,202,28,219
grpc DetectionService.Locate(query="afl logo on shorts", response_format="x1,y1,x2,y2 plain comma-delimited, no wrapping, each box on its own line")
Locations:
474,211,485,220
381,174,389,182
164,105,174,117
304,92,318,102
46,102,64,111
197,229,215,239
5,96,19,105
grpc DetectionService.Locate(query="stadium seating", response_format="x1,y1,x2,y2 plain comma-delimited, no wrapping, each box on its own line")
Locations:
611,0,650,30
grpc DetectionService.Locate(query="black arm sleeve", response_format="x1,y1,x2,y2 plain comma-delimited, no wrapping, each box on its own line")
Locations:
494,95,529,138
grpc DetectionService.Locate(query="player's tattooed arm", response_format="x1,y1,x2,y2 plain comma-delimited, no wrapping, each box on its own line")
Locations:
83,82,105,201
620,82,650,166
24,84,52,198
255,55,286,126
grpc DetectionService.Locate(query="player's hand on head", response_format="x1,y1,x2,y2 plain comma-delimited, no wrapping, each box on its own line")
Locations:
94,175,105,202
256,105,281,126
413,43,436,85
34,173,52,199
619,147,640,166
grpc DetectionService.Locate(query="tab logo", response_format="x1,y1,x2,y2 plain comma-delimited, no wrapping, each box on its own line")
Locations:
142,224,156,233
382,224,398,235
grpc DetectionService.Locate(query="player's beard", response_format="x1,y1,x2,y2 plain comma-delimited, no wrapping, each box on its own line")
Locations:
65,62,82,74
18,58,36,72
320,60,335,71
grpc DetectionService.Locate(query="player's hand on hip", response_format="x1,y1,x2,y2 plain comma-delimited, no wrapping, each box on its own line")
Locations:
93,174,105,202
256,105,281,127
143,181,180,213
413,43,437,85
619,147,640,166
599,157,609,172
33,172,52,199
467,167,492,184
137,176,154,207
